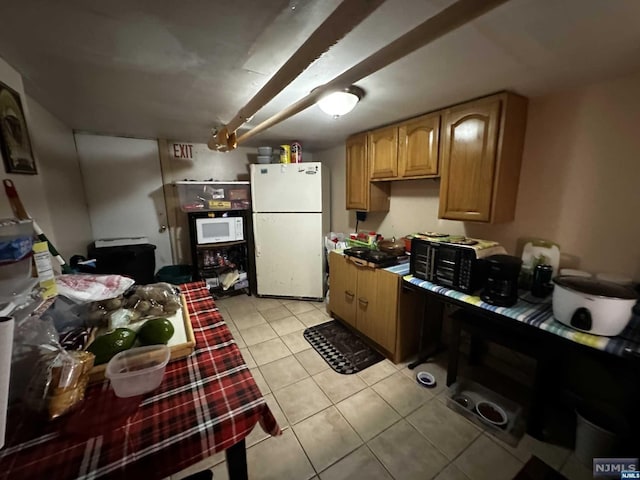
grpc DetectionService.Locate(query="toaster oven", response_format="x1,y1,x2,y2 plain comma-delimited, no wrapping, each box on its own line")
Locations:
410,237,506,294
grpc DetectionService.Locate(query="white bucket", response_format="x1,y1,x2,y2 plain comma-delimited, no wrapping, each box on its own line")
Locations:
575,410,618,466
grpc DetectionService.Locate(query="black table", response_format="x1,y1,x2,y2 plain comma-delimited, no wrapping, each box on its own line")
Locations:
402,275,640,439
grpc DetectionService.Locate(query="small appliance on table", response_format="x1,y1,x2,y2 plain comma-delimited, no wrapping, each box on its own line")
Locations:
480,254,523,307
410,234,506,294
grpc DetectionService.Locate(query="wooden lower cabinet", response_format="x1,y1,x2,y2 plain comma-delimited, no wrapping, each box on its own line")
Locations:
328,249,358,328
328,252,424,362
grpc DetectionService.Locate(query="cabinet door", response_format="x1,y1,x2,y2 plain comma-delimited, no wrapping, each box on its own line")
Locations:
369,126,399,180
439,98,501,222
355,266,377,337
356,268,398,353
346,133,369,210
398,113,440,178
370,269,398,353
329,253,357,327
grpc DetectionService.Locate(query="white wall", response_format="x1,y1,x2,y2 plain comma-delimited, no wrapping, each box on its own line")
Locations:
75,134,174,269
318,144,465,237
27,97,92,259
317,69,640,280
0,57,55,241
0,56,92,262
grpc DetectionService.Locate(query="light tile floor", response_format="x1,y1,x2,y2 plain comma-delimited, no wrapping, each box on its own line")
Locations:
172,295,592,480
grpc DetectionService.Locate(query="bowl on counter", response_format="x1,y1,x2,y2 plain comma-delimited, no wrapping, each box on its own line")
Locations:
257,146,272,156
378,237,406,256
256,155,272,164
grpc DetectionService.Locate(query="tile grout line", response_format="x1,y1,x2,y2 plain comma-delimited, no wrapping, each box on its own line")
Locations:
219,296,497,480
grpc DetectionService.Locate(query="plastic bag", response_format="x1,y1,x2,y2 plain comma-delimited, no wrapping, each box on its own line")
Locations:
78,282,181,329
56,274,135,303
18,315,95,419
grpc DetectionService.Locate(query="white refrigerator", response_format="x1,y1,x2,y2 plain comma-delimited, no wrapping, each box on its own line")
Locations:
251,162,330,299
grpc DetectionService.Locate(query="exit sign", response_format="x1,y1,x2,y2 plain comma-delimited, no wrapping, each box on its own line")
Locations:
172,143,194,159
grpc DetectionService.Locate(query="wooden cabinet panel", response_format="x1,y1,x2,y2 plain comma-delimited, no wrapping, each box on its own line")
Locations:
439,98,500,222
398,113,440,178
370,269,399,353
328,252,423,362
355,265,377,336
346,133,369,211
346,133,390,212
353,266,397,353
329,253,357,328
438,92,527,223
369,126,399,179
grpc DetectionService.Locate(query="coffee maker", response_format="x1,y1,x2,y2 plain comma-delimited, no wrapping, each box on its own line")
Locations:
481,255,522,307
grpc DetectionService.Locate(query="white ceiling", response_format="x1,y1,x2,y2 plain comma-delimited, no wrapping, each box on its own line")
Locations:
1,0,640,151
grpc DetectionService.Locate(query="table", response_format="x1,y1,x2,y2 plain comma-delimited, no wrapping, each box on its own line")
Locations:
404,274,640,359
0,281,281,480
402,272,640,438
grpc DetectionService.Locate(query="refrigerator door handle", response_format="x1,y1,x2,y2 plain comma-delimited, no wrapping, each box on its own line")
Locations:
253,218,260,257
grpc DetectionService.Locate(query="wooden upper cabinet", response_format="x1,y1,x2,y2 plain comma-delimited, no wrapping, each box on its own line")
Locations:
439,92,528,223
346,133,369,210
346,133,390,212
369,126,399,180
398,112,440,178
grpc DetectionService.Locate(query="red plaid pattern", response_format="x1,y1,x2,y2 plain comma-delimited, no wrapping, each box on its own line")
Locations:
0,282,281,479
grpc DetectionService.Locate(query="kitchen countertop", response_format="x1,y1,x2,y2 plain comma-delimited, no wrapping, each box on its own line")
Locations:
329,249,410,274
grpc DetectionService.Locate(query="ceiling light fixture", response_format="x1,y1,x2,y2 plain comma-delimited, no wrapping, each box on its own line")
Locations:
317,85,365,117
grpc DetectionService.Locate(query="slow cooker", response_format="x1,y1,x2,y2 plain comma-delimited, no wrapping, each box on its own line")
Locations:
552,276,638,337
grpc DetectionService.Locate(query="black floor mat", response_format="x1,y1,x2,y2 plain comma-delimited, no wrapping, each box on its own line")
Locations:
303,321,384,375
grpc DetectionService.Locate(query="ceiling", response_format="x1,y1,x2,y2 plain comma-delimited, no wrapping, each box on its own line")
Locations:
1,0,640,151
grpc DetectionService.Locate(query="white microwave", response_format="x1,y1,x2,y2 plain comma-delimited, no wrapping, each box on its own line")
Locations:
195,216,244,244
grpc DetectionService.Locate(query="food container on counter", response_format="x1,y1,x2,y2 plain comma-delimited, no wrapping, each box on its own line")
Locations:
377,237,406,256
280,144,291,163
105,345,170,397
174,181,251,212
0,254,33,286
0,218,34,263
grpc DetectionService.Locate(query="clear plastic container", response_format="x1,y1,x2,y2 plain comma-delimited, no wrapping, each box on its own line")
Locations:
0,218,34,263
0,254,35,300
105,345,170,397
173,181,251,212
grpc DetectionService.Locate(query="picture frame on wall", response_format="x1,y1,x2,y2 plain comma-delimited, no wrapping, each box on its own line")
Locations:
0,80,37,175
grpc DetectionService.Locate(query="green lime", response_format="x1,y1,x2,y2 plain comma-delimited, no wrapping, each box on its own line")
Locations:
87,328,137,365
138,318,174,346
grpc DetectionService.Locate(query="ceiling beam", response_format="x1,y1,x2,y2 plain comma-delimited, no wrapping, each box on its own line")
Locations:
236,0,510,145
208,0,387,150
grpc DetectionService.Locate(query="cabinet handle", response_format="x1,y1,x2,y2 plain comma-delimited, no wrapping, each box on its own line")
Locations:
358,297,368,306
345,290,355,298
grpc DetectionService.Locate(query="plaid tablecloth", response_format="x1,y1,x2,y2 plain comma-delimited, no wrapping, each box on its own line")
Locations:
402,271,640,358
0,281,281,479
